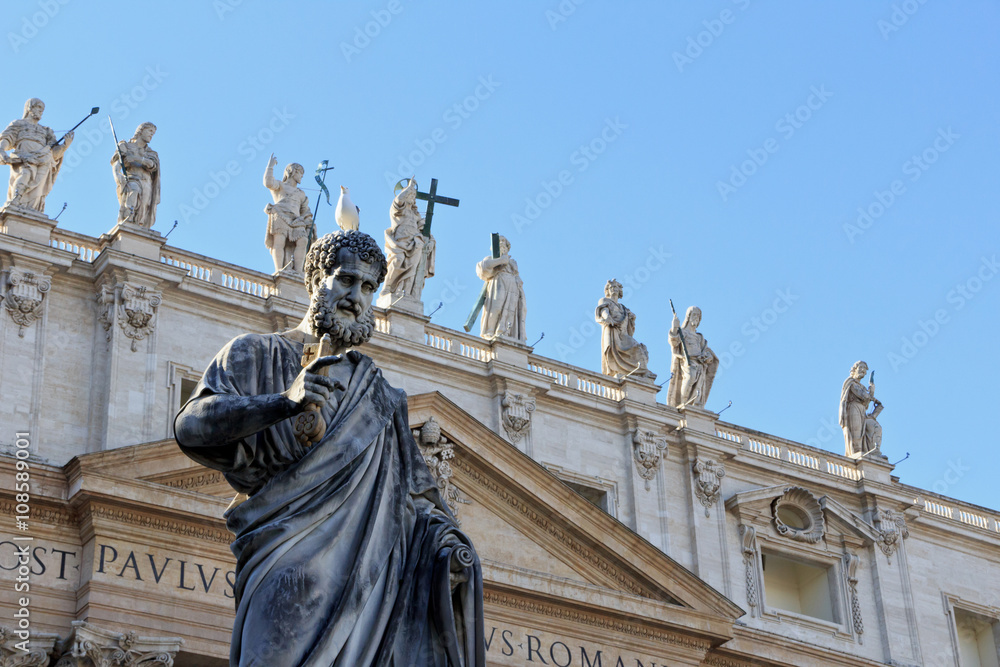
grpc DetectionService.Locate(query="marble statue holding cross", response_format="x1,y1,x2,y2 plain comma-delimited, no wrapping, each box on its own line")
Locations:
378,177,459,312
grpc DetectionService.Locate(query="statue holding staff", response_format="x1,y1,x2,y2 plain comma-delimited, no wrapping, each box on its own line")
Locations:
667,303,718,409
111,121,160,228
839,360,884,457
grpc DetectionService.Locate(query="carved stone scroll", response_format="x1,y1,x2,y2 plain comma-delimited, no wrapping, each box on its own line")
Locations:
501,390,535,444
0,624,58,667
692,458,725,517
4,268,50,337
632,429,667,491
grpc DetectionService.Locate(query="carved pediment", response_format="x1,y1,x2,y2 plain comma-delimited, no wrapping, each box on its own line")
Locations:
406,391,745,622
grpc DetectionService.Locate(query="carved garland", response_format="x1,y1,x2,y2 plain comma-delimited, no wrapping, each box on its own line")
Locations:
483,591,711,651
739,524,759,617
844,552,864,640
4,268,51,337
692,458,725,517
500,390,535,444
454,457,661,600
632,429,667,491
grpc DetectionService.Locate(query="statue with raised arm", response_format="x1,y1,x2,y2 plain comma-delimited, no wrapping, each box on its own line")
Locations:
0,98,73,212
476,235,526,341
111,121,160,228
667,306,718,409
263,154,315,274
839,360,884,457
595,279,654,379
174,230,485,667
381,178,434,302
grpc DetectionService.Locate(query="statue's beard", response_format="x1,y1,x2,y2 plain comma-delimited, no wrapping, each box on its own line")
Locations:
308,288,375,347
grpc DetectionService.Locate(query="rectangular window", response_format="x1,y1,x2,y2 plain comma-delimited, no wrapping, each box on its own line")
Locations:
955,608,1000,667
762,551,838,624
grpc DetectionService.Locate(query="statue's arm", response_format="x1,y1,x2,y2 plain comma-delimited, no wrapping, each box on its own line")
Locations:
174,392,298,450
263,160,279,192
848,381,871,402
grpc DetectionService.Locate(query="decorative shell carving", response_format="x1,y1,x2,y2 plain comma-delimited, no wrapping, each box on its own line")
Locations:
771,486,826,543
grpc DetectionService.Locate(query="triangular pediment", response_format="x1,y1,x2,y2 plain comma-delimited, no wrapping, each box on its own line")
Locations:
406,391,744,623
726,484,879,544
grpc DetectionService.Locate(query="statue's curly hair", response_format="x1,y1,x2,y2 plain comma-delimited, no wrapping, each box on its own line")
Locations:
303,230,387,294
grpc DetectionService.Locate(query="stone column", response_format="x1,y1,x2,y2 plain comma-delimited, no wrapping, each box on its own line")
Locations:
0,625,59,667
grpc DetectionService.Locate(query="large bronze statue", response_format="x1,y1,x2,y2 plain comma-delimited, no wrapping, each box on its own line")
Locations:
175,230,485,667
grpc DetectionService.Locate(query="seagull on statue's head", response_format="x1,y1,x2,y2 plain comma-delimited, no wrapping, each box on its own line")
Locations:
335,185,360,231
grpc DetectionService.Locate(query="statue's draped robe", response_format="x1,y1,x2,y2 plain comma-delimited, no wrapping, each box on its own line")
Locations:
839,377,880,456
667,327,718,408
1,119,63,211
383,198,434,299
112,140,160,228
595,297,648,376
476,256,526,340
177,334,485,667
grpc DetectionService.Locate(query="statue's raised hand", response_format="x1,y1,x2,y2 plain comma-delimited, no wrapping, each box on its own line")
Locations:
267,153,278,170
283,355,346,412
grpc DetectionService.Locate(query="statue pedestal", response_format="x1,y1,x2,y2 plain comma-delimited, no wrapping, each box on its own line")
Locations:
855,453,895,485
0,205,57,246
489,336,532,368
273,271,309,305
622,375,660,406
99,224,165,261
380,306,429,344
677,405,719,435
376,290,425,317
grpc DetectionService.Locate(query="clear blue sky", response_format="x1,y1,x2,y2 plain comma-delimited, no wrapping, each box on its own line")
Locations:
7,1,998,509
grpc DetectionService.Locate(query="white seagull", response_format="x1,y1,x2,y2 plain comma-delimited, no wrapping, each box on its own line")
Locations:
335,185,360,231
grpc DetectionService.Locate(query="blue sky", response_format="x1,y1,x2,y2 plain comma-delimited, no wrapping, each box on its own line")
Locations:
6,1,998,509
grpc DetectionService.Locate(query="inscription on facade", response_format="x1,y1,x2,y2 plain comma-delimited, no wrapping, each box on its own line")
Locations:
485,624,666,666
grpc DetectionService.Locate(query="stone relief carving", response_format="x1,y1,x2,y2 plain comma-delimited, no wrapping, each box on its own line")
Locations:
413,417,469,521
117,284,161,352
4,268,50,337
501,390,535,443
632,429,667,490
96,284,115,344
0,624,56,667
771,486,826,543
873,507,909,564
52,621,181,667
739,524,759,617
692,458,725,517
844,552,864,640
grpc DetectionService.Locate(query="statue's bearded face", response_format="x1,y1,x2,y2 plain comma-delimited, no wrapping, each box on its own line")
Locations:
308,248,380,347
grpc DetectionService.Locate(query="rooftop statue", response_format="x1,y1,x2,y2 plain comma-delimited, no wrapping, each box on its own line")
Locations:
263,154,315,274
475,234,526,341
840,360,885,458
667,305,718,409
0,98,73,212
111,122,160,228
175,230,485,667
595,279,654,379
381,178,434,303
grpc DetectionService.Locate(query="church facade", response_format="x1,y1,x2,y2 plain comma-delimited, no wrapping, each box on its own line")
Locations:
1,207,999,666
